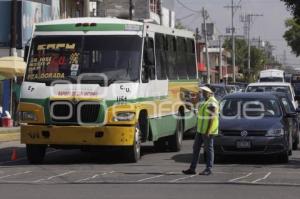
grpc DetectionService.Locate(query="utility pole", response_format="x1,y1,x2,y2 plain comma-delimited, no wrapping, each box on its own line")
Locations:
10,0,17,57
241,13,263,78
84,0,90,17
129,0,133,20
219,36,223,83
202,7,210,84
225,0,241,83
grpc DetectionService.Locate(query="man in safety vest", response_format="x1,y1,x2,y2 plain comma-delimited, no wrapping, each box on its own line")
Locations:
182,86,219,175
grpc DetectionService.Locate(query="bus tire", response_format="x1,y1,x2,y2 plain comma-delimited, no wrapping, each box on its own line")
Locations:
26,144,47,164
126,123,141,163
154,138,167,152
168,116,184,152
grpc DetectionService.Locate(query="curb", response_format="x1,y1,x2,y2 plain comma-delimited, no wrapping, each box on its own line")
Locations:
0,128,20,142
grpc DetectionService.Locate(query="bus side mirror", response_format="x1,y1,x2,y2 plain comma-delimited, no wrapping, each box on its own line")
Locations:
24,45,29,62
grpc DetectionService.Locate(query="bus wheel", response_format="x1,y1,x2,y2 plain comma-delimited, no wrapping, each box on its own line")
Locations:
168,117,184,152
154,138,167,152
126,124,141,163
26,144,47,164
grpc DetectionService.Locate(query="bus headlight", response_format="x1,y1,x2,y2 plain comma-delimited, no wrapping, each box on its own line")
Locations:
266,129,284,137
21,111,37,121
113,112,135,122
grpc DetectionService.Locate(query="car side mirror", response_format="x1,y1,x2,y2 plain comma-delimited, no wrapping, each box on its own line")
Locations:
286,112,298,118
24,45,29,62
296,108,300,113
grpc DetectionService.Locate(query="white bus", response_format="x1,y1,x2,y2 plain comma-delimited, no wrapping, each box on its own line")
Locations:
19,17,199,163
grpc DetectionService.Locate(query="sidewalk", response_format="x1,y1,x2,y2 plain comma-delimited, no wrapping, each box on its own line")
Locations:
0,127,20,142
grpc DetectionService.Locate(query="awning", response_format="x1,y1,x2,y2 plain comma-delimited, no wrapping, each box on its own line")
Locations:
0,56,26,79
198,63,207,72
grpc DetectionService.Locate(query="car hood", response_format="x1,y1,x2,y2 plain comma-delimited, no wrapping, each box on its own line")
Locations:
220,117,283,131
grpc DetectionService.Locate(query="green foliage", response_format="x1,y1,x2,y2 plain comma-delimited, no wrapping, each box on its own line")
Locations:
223,38,268,82
281,1,300,56
281,0,300,22
283,19,300,56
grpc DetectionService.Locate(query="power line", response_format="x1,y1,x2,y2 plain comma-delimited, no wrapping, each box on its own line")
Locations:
175,0,201,13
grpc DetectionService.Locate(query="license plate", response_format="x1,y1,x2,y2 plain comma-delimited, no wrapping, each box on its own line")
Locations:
236,141,251,148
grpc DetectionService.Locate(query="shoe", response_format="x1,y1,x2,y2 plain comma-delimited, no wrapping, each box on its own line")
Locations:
199,169,212,176
182,169,196,175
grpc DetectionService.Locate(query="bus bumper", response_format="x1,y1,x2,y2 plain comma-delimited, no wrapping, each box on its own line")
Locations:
21,124,135,146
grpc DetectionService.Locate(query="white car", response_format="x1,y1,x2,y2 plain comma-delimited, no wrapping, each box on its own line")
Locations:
246,82,298,109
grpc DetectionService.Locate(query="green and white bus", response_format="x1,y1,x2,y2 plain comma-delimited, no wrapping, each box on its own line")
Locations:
19,17,199,163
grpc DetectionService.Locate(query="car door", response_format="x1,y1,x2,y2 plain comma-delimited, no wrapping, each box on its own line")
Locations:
280,96,299,150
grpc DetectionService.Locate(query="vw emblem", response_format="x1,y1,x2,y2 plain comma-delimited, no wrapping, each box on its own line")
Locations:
241,130,248,137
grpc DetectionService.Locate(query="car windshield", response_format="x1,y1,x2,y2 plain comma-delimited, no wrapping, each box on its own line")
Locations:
25,35,142,84
246,86,292,97
220,98,282,118
259,77,284,82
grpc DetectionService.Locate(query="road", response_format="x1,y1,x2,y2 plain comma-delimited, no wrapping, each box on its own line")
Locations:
1,137,300,198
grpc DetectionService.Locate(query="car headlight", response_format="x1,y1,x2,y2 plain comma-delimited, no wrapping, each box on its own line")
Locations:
266,129,284,137
113,112,135,122
21,111,37,121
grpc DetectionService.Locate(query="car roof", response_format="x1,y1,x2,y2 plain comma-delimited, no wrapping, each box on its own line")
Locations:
248,82,291,87
223,92,279,99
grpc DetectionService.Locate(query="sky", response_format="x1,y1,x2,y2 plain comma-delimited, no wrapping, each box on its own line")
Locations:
174,0,300,68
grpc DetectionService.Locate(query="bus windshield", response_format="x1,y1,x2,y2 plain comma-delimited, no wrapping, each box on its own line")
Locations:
25,35,142,84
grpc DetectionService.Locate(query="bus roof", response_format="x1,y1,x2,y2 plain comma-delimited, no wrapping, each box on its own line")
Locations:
34,17,195,38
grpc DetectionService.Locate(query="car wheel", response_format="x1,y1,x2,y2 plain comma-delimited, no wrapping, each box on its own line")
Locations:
125,123,141,163
26,144,47,164
167,116,184,152
293,138,299,150
278,152,289,163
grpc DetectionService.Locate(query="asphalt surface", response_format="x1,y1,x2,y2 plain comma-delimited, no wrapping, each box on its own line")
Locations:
1,136,300,198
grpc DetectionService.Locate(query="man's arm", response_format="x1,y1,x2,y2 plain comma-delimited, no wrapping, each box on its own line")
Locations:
205,105,217,136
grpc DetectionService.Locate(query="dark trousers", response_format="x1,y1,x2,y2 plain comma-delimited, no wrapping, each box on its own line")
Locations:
190,133,214,171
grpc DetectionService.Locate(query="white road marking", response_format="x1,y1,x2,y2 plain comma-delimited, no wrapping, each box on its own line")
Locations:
228,172,253,182
170,174,197,183
34,171,75,183
252,172,271,183
0,150,61,165
136,175,165,182
76,171,115,182
0,171,32,179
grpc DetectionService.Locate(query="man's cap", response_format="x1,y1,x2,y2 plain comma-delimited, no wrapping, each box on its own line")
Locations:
199,86,213,93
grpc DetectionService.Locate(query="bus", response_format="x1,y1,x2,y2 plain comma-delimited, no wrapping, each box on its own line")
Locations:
19,17,199,163
259,69,285,82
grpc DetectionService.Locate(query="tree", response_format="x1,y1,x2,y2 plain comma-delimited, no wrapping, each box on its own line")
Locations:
283,19,300,56
223,38,268,82
281,1,300,56
281,0,300,22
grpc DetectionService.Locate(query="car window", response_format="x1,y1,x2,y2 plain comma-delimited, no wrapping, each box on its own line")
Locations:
281,97,295,113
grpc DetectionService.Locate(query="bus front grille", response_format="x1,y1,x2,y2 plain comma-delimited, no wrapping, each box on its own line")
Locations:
50,101,100,124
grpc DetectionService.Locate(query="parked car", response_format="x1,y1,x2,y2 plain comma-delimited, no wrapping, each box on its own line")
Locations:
215,92,298,163
226,85,240,93
272,92,299,150
205,84,228,101
246,82,298,109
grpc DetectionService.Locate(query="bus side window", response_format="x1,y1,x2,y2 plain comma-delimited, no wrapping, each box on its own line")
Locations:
176,37,188,79
166,35,176,80
187,39,196,79
155,33,167,80
142,37,155,83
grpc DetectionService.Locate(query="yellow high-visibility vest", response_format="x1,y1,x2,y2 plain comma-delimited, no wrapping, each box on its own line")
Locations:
197,96,219,135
